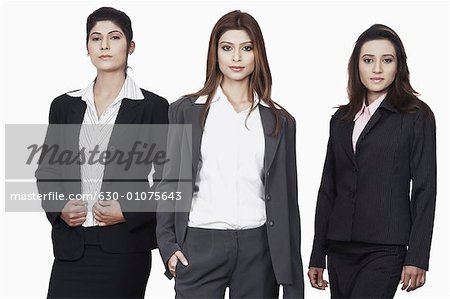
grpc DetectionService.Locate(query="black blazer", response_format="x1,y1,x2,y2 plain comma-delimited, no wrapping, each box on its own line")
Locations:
309,98,436,271
36,89,169,260
156,96,304,297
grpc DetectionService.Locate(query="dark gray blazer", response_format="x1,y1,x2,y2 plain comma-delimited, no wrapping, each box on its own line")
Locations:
309,98,437,271
156,96,304,297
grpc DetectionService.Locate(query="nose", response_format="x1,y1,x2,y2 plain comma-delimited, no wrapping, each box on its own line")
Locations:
232,49,241,62
101,38,110,51
373,59,382,73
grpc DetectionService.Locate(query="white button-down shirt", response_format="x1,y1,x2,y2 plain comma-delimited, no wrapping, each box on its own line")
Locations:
188,87,268,230
67,76,144,226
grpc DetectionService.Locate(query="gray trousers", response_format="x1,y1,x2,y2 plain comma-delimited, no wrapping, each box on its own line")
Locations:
175,225,279,299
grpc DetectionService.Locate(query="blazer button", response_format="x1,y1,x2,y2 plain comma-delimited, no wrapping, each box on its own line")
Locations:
109,145,116,152
353,167,358,173
267,220,274,227
265,194,272,201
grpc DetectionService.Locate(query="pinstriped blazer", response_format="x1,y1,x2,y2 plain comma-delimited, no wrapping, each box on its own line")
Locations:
309,97,436,271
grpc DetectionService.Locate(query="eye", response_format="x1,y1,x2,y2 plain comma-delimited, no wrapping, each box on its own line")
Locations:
363,58,373,63
221,45,232,51
383,58,394,63
242,45,253,51
110,35,121,40
91,37,101,41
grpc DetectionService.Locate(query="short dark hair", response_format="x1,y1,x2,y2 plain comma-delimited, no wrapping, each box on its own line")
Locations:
86,7,133,48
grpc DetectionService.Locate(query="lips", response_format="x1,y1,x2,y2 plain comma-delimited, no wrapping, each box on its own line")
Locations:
229,66,244,72
370,77,384,83
99,55,112,60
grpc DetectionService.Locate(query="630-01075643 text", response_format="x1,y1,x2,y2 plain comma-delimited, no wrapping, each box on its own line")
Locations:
9,191,182,201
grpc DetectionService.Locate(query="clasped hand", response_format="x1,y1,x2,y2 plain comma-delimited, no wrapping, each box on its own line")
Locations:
60,199,125,227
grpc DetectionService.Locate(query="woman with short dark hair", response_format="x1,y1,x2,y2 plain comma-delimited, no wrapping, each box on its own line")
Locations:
37,7,168,298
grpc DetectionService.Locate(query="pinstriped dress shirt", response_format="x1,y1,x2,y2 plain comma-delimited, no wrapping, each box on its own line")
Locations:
67,76,144,226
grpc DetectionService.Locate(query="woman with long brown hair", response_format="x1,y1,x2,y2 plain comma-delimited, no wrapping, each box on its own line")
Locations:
308,24,436,298
157,10,304,298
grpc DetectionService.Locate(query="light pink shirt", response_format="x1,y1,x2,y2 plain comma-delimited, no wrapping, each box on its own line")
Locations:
352,94,386,152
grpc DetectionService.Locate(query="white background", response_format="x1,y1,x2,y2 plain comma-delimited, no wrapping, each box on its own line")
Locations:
1,0,449,298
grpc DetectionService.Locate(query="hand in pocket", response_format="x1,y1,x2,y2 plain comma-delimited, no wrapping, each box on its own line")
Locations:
168,250,189,277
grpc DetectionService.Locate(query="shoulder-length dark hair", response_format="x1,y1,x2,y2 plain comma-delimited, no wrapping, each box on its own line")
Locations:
188,10,288,136
344,24,421,121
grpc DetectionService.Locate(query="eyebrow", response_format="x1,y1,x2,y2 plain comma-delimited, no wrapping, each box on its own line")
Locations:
90,30,124,36
361,54,395,57
219,40,253,45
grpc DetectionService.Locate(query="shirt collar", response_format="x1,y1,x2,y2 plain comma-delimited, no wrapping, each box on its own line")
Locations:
194,86,271,108
354,93,387,121
66,75,144,102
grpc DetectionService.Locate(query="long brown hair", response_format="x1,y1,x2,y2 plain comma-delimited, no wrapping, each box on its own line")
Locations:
187,10,287,136
344,24,421,121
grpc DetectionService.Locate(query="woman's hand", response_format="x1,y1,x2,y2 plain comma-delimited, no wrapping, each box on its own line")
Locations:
168,250,189,278
93,200,125,226
400,265,426,292
60,200,87,227
308,267,329,290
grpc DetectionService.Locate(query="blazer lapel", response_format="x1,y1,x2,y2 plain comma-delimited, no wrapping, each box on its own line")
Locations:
66,99,85,160
334,117,356,164
103,99,141,181
114,99,140,125
259,106,283,174
183,104,204,180
107,99,141,150
64,99,86,189
68,99,86,124
355,109,382,150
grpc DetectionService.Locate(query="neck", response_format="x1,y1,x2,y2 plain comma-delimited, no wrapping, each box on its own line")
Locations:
94,70,126,97
220,77,251,104
366,91,384,106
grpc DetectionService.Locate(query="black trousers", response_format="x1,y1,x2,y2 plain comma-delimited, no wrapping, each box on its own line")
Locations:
47,227,151,299
175,225,279,299
327,241,406,299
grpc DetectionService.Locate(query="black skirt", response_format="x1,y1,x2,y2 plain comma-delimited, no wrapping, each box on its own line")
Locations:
47,228,151,299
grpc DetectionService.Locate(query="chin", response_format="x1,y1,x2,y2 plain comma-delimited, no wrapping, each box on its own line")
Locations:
96,65,126,73
225,74,251,82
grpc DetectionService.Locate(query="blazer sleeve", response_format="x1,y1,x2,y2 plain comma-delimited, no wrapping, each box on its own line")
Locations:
122,98,170,232
309,117,337,269
283,116,306,298
404,108,437,271
156,101,185,279
35,98,68,226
